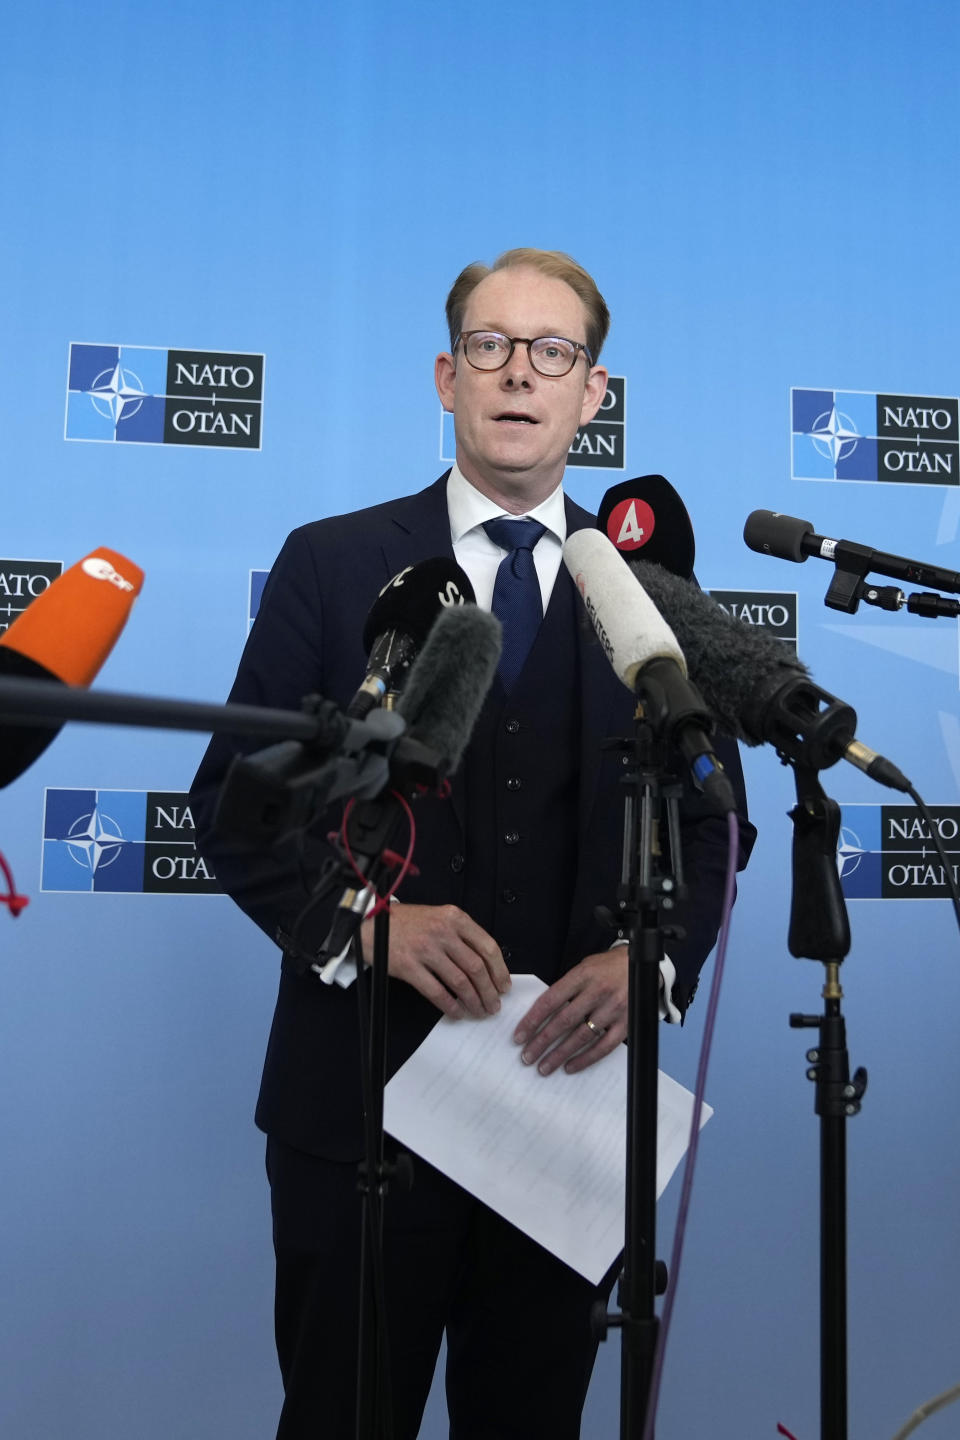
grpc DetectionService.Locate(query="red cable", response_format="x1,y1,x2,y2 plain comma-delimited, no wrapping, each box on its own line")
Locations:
339,792,418,916
0,849,29,917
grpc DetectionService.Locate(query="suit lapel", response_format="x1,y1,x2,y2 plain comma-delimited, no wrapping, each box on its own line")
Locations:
379,474,456,582
377,475,467,834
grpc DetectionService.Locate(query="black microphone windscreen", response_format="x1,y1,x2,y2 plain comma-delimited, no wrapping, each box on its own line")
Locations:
597,475,696,578
0,649,64,787
361,558,476,654
630,559,807,745
396,607,501,774
743,510,815,563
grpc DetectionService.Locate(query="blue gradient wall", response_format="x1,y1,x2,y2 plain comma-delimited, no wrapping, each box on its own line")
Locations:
2,3,959,1437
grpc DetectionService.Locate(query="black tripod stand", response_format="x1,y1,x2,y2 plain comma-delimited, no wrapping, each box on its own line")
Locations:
592,715,696,1440
786,763,867,1440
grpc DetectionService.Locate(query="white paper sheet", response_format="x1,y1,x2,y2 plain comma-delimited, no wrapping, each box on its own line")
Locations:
383,974,712,1284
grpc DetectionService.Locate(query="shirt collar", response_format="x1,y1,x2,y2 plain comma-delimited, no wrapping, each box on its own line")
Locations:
446,463,567,545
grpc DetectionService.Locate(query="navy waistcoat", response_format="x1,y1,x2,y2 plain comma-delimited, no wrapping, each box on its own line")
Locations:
461,566,581,983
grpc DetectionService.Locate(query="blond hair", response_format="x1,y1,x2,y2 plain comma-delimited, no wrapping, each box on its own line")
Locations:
445,248,610,363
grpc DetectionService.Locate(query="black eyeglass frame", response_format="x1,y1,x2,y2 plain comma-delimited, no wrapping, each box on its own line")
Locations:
454,330,595,376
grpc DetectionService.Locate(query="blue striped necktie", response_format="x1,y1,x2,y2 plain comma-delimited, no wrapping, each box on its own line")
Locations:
483,517,547,692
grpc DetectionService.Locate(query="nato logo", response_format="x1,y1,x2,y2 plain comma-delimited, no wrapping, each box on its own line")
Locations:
439,376,626,470
65,344,264,449
708,590,798,656
838,804,960,900
567,376,626,469
792,388,958,486
0,559,62,634
42,789,219,894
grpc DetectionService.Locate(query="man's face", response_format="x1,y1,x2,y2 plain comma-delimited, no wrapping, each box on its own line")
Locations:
435,265,608,509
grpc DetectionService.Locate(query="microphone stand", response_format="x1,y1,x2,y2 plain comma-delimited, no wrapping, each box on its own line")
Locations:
355,902,399,1440
0,672,438,1440
785,764,865,1440
310,790,423,1440
594,707,687,1440
0,674,337,744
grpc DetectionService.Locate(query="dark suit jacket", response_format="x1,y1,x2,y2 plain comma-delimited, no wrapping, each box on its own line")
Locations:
191,475,755,1158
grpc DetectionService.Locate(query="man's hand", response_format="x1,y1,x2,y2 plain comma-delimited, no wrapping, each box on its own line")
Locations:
359,903,510,1019
512,950,628,1075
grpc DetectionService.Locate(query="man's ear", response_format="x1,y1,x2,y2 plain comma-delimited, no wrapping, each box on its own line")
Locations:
579,365,609,428
435,352,457,413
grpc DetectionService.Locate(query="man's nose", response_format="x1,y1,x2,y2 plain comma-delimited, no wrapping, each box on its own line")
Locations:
500,341,536,386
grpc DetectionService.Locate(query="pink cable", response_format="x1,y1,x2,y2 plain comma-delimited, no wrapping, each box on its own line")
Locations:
642,808,740,1440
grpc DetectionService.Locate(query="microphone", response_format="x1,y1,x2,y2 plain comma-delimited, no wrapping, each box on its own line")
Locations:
396,604,502,772
597,475,696,578
743,509,960,596
318,604,502,966
348,558,476,718
563,529,736,814
214,598,496,854
0,547,144,786
628,555,912,792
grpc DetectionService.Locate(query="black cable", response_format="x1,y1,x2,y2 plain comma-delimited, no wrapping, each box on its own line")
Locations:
354,932,395,1440
906,785,960,934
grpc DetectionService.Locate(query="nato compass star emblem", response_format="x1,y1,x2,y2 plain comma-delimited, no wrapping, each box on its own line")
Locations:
65,805,127,873
87,363,147,425
836,826,865,881
810,406,860,464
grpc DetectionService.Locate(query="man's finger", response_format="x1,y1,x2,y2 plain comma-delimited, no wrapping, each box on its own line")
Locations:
560,1021,627,1076
450,911,512,994
428,948,500,1017
511,977,577,1047
369,903,508,1017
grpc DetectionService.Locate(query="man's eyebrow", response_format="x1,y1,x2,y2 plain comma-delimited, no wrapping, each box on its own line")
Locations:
470,323,577,337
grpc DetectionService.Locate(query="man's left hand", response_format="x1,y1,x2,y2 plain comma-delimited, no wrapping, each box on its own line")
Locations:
512,950,628,1076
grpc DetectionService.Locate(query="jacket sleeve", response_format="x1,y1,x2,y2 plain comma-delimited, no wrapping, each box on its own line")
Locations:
665,729,755,1016
189,525,368,963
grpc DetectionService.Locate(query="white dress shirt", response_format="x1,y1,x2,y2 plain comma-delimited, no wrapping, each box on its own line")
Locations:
446,462,566,612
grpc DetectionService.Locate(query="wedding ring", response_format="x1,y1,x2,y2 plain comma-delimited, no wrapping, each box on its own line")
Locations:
584,1017,606,1037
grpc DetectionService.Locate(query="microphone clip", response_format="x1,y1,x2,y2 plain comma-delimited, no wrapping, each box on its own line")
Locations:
822,546,874,614
214,689,452,851
809,534,959,619
763,674,857,771
835,572,960,619
633,660,737,817
214,700,404,848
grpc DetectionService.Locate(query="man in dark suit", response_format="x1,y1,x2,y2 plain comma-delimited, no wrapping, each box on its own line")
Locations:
191,248,754,1439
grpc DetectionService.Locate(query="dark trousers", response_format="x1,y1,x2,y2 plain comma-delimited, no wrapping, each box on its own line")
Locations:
266,1135,619,1440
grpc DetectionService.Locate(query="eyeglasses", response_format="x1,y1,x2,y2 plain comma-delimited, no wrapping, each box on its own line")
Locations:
455,330,594,377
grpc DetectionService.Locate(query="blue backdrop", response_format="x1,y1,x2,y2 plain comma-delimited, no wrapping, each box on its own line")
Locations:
2,3,959,1437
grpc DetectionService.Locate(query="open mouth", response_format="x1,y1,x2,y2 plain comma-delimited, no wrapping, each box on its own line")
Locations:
495,412,538,424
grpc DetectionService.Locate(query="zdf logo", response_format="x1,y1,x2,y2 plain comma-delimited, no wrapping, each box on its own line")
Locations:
81,554,136,593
